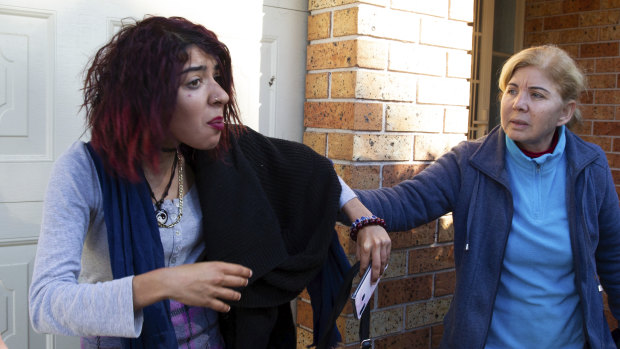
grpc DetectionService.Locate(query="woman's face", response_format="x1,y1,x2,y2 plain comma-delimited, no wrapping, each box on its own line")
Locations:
500,66,575,153
168,45,230,150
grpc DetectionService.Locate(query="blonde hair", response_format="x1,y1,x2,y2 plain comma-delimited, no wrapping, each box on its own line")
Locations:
498,45,586,128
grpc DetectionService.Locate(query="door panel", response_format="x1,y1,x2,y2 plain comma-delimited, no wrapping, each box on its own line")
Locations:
0,1,263,348
259,4,308,142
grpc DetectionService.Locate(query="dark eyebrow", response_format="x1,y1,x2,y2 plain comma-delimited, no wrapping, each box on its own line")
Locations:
529,86,550,94
180,65,206,74
507,82,550,94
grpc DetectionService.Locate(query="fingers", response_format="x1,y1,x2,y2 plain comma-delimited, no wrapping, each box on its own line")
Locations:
357,235,371,279
356,225,392,282
370,240,383,283
167,261,253,311
214,261,253,280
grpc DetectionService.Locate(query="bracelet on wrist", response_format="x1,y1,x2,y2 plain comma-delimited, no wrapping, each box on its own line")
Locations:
349,215,386,241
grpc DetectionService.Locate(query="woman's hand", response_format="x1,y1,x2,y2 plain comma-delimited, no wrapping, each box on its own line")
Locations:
342,198,391,282
132,261,252,312
356,224,391,282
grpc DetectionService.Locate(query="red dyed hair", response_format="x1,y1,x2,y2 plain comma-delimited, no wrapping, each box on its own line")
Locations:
83,16,242,181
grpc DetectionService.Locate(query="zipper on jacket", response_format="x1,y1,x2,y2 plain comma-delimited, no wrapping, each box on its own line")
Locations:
571,168,594,346
481,185,515,348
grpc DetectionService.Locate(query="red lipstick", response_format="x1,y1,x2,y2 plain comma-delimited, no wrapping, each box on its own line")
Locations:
208,117,225,131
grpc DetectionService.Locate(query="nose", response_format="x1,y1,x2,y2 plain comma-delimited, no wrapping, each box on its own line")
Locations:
208,82,230,106
512,90,527,112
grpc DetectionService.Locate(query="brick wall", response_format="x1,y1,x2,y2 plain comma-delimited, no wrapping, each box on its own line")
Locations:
525,0,620,199
299,0,473,347
524,0,620,331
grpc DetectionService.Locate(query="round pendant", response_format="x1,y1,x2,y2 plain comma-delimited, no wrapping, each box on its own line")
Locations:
155,209,168,225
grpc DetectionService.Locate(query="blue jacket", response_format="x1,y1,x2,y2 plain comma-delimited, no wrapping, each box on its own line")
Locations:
355,126,620,348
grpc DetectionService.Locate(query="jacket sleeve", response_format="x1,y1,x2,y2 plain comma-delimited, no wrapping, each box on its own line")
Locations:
594,157,620,321
28,142,142,337
354,145,464,232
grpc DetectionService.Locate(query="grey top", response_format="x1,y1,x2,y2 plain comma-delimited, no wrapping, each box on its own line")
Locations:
29,141,205,338
29,141,356,340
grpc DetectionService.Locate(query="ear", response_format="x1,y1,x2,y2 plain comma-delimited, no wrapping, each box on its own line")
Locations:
557,100,576,126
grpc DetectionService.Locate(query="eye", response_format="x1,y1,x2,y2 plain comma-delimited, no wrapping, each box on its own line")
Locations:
187,78,202,89
506,88,518,96
531,92,545,99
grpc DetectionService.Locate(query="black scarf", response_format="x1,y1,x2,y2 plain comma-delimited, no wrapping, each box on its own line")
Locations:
190,126,343,347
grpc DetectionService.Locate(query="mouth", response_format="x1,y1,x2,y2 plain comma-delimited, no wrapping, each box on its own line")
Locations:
207,116,225,131
510,119,528,127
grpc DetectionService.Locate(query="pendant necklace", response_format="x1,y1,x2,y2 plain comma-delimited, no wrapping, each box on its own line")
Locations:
146,153,178,226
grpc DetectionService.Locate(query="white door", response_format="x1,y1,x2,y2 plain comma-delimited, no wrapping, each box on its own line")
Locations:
260,0,308,142
0,1,264,348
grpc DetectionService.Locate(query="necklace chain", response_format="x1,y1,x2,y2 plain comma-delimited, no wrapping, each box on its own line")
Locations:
158,151,184,228
147,155,177,208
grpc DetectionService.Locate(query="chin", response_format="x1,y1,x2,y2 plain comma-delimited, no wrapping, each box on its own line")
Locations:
202,133,222,150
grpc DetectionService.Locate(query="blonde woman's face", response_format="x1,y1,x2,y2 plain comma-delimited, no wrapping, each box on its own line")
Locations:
500,66,575,153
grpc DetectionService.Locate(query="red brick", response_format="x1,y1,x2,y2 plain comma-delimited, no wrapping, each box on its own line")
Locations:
614,138,620,151
580,135,612,151
335,164,381,189
374,328,430,349
431,324,444,349
525,18,543,32
563,0,600,12
580,105,615,120
308,12,331,41
389,222,436,249
595,57,620,73
560,44,580,58
335,223,356,255
524,31,561,46
580,10,620,26
576,58,595,74
409,246,455,274
438,215,455,243
382,163,430,187
595,90,620,104
328,132,354,160
352,103,383,131
586,74,617,89
307,41,350,70
612,169,620,183
305,102,352,129
593,121,620,136
406,298,451,328
581,43,619,58
602,0,620,9
544,14,579,30
296,299,314,328
571,119,593,135
556,28,598,44
581,90,595,104
526,1,563,17
303,131,327,156
608,152,620,168
434,270,456,297
378,275,433,307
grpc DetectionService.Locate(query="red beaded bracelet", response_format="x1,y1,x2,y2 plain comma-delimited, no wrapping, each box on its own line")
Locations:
349,215,386,241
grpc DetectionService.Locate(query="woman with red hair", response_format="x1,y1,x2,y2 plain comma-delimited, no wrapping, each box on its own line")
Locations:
28,16,390,348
